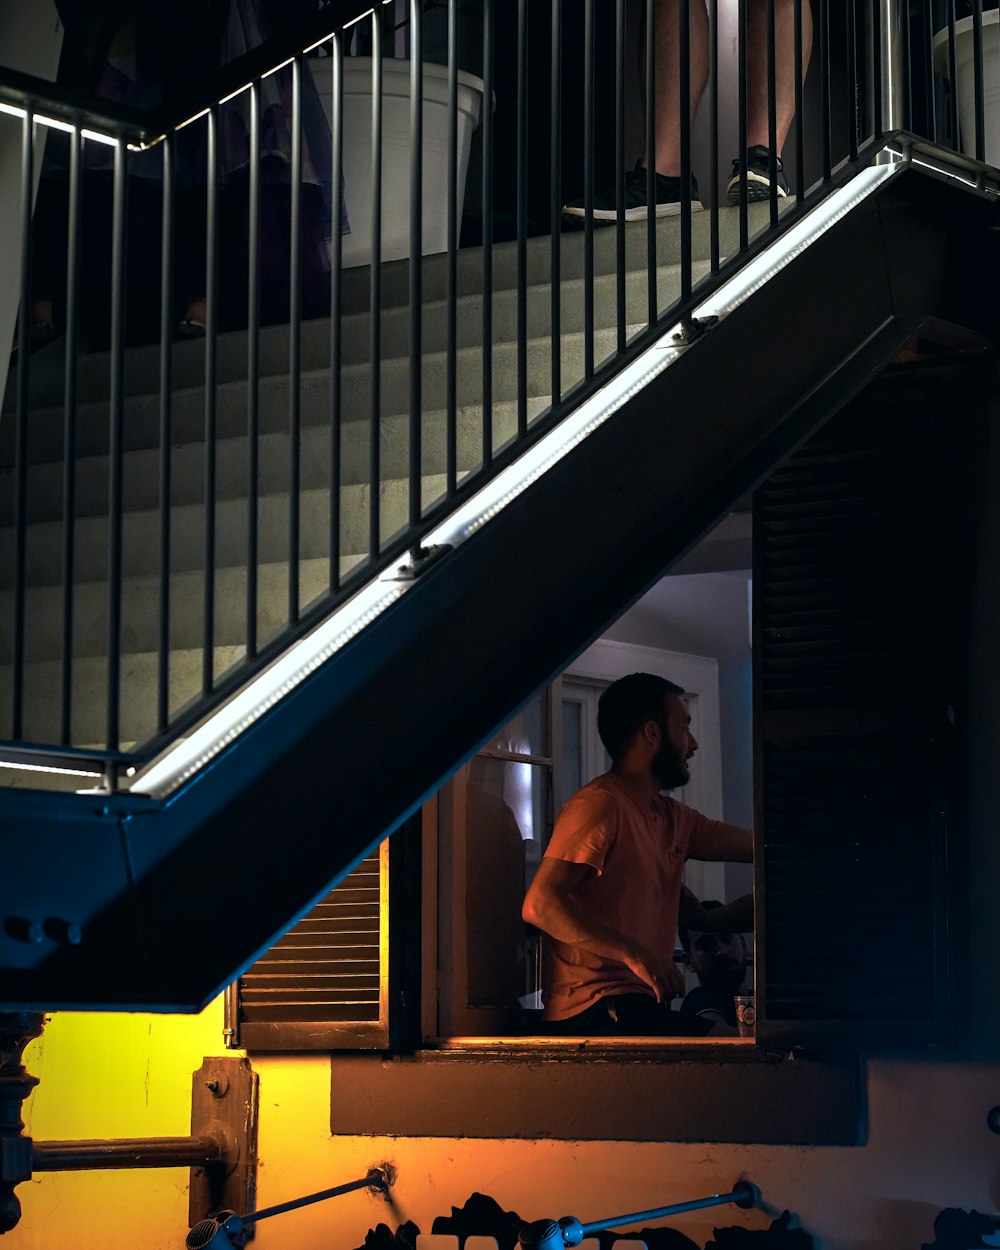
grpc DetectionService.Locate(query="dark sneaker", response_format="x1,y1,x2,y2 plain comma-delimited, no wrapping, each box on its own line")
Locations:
726,145,789,205
562,161,704,224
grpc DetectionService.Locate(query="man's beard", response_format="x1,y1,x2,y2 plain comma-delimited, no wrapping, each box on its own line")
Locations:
699,959,747,995
652,742,690,790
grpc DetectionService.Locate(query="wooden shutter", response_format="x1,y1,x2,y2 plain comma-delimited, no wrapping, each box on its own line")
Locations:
753,393,963,1048
227,845,390,1050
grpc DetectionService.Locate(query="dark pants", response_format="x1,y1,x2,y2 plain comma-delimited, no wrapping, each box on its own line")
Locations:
545,993,713,1037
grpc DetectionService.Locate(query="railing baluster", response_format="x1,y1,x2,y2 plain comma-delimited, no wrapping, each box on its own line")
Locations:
517,0,529,431
820,0,831,182
615,0,626,355
709,0,720,275
370,19,383,560
646,0,656,323
847,0,858,160
946,0,958,152
12,110,33,741
583,0,595,378
156,133,174,734
766,0,778,226
107,139,127,752
410,0,424,529
203,108,218,698
794,0,804,203
446,0,458,498
247,81,261,653
925,0,936,147
481,0,494,468
289,54,303,624
738,0,749,248
61,127,82,744
872,0,884,140
680,0,693,307
330,37,344,590
551,0,563,401
973,0,985,162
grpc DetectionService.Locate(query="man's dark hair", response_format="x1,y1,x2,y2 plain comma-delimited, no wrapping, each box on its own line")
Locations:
678,899,723,953
596,672,685,762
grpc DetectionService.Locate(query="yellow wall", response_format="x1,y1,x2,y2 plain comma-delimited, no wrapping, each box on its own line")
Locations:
9,1003,1000,1250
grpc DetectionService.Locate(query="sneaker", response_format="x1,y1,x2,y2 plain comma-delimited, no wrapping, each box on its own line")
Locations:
726,145,789,205
562,161,704,224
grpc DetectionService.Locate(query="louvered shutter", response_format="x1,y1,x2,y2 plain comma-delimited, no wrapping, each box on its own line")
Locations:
754,396,961,1048
227,845,390,1050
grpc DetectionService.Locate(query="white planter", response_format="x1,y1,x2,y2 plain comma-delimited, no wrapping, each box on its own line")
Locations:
310,56,485,268
932,10,1000,166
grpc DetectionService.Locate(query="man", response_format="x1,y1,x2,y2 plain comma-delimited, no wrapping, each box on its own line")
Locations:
522,671,752,1035
678,899,750,1029
563,0,813,222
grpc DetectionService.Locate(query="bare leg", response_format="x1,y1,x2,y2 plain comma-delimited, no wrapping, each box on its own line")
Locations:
745,0,813,154
651,0,709,176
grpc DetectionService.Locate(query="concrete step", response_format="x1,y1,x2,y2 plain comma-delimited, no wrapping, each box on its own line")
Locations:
0,643,248,749
0,317,628,474
3,202,771,416
0,399,539,526
0,555,373,664
1,250,702,471
0,468,466,590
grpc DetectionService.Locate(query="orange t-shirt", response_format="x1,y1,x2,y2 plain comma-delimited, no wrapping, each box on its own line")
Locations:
541,772,729,1021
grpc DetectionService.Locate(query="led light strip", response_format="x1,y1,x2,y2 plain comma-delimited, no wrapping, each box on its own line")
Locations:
131,154,900,800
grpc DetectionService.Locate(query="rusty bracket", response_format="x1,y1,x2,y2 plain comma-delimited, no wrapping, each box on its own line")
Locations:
188,1056,259,1238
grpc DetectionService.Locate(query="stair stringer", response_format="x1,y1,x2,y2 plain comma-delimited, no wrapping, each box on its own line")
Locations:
0,163,993,1011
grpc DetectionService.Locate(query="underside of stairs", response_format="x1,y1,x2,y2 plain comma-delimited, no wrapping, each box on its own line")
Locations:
0,159,996,1011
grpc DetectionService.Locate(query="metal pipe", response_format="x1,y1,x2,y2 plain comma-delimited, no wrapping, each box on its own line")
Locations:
61,125,82,744
519,1182,759,1250
679,0,693,305
552,0,564,399
516,0,529,427
12,109,32,742
766,0,778,224
481,0,494,467
330,36,344,590
645,0,656,322
369,24,383,560
708,0,720,274
157,132,174,733
876,0,907,151
106,139,127,752
583,0,594,378
203,107,219,697
615,0,626,354
33,1134,224,1173
247,80,261,652
288,54,303,625
410,0,424,530
446,0,458,497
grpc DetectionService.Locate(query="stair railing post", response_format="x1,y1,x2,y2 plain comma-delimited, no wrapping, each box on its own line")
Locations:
875,0,907,163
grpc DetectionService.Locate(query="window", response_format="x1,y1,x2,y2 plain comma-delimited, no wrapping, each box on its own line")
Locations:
234,390,963,1147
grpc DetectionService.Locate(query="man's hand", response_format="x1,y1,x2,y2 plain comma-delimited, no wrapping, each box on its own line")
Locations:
623,943,685,1003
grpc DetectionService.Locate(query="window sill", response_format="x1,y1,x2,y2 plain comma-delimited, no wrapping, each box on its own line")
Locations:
328,1041,865,1145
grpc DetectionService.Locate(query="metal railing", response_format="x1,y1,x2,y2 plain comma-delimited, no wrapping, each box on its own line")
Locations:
0,0,995,784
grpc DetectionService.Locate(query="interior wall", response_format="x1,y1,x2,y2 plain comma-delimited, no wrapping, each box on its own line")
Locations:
603,569,754,899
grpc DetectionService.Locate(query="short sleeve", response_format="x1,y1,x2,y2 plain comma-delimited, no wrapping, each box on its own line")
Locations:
673,802,734,860
544,786,618,875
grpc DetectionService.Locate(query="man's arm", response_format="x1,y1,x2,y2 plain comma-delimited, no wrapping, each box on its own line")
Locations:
690,820,753,863
523,857,685,1000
